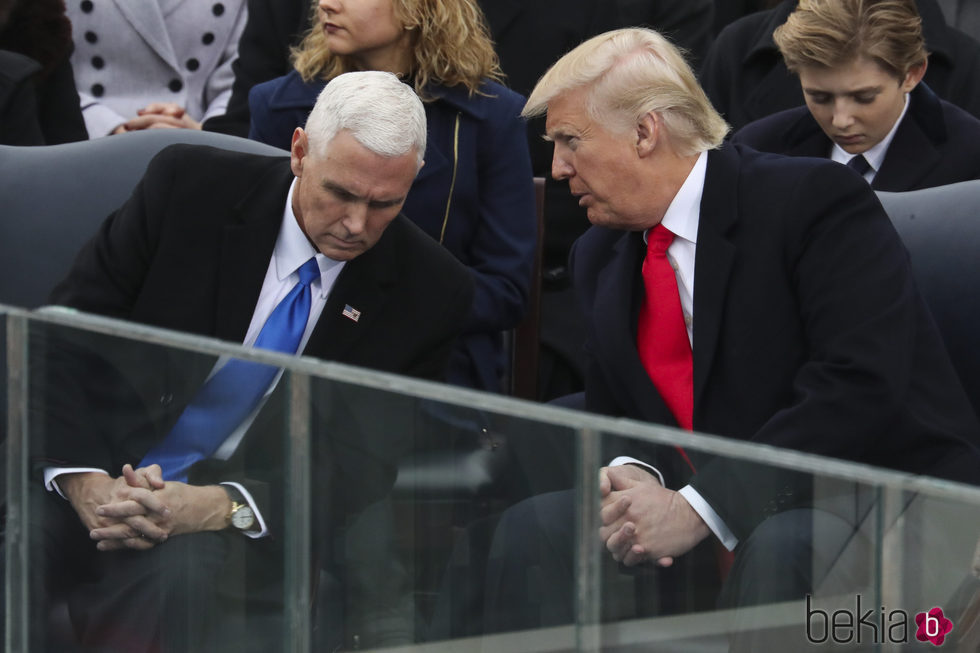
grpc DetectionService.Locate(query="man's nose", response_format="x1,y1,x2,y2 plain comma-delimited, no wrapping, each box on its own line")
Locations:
343,203,368,234
552,152,573,180
832,101,855,129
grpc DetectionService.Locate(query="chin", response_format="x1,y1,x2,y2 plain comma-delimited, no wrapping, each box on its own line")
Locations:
323,249,360,261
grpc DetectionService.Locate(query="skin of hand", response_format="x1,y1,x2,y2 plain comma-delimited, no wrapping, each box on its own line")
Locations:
59,465,172,551
113,103,202,132
60,464,233,552
598,464,711,567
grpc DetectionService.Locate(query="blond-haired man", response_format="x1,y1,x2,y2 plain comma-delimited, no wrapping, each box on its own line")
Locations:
484,27,980,648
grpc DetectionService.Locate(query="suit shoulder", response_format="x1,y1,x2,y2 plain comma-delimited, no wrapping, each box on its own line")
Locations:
732,106,810,150
727,143,861,198
148,143,287,174
939,97,980,142
249,69,319,109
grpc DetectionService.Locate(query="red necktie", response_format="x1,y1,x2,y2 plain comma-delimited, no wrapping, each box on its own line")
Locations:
636,225,734,579
637,225,694,438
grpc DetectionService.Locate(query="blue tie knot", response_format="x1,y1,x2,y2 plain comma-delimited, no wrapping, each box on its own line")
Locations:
297,257,320,287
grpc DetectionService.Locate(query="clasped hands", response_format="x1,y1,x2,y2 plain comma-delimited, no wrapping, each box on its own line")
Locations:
599,464,711,567
60,464,229,552
111,102,202,134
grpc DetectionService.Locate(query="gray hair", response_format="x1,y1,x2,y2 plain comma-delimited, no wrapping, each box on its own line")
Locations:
304,71,427,167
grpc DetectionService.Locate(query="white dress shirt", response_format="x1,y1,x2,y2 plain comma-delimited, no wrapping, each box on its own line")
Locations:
45,179,343,538
609,151,739,551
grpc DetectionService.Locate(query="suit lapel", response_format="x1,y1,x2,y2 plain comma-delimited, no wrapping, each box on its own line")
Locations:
782,111,833,158
214,163,294,343
303,219,399,360
111,0,179,71
692,148,738,413
873,122,939,190
592,232,678,425
873,86,944,191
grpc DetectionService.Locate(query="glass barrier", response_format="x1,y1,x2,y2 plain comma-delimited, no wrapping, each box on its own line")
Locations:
5,306,980,652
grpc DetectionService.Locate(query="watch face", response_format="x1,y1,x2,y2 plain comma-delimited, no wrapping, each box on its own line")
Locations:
232,505,255,530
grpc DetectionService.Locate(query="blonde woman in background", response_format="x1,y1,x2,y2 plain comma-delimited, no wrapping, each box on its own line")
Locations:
248,0,536,392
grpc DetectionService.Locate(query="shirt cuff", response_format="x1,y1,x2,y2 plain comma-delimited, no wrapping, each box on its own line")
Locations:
609,456,665,487
44,467,109,498
678,485,738,551
220,481,269,538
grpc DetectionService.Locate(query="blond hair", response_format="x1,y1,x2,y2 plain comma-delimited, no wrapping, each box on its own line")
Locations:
774,0,928,80
523,28,729,156
291,0,502,98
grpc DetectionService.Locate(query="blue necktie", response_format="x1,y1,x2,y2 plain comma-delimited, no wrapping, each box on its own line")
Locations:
140,257,320,481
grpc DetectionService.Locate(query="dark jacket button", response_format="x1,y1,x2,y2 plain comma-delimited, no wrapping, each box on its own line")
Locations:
168,79,183,92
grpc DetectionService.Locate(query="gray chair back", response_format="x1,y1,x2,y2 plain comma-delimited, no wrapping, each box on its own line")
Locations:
0,129,287,308
877,181,980,420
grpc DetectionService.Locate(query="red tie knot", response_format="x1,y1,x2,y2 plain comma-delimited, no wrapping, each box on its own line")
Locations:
647,223,675,256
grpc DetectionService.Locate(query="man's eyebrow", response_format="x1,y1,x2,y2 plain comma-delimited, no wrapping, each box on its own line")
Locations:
803,85,882,96
321,179,358,199
846,86,883,96
320,179,404,207
545,129,577,143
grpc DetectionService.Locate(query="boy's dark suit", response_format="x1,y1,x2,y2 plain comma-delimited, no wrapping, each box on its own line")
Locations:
33,144,473,651
732,83,980,192
700,0,980,130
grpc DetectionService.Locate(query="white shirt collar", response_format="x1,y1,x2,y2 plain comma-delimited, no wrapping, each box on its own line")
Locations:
659,150,707,245
830,92,910,174
276,179,345,297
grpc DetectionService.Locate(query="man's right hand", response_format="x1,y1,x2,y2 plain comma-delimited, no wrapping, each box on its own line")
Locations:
59,465,171,550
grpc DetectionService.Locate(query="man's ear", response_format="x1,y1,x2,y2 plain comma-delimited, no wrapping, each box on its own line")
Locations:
290,128,307,177
636,112,659,158
902,60,928,93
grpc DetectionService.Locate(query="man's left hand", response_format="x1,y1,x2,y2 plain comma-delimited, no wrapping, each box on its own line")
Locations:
599,465,711,567
91,476,230,551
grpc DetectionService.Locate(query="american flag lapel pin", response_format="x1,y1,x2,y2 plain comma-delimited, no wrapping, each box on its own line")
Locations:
342,304,361,322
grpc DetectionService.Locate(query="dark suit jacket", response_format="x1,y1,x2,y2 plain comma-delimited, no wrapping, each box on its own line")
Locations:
699,0,980,131
0,0,88,144
41,144,473,538
0,49,44,145
732,83,980,191
571,143,980,539
248,73,536,391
